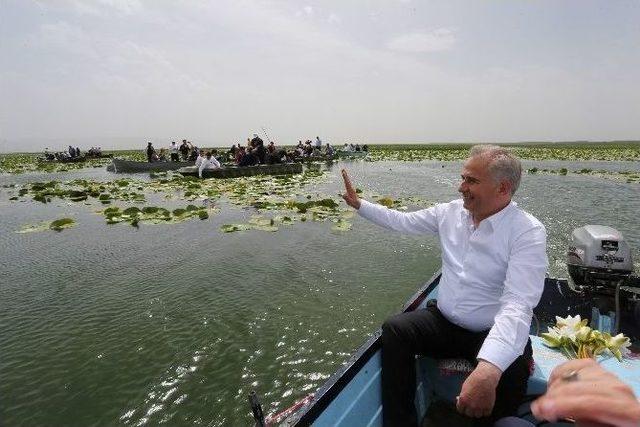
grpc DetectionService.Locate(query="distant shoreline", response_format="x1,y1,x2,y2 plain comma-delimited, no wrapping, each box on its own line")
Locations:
1,140,639,155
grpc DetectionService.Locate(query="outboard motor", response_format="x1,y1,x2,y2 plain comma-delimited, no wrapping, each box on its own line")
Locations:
567,225,634,293
537,225,639,340
564,225,640,337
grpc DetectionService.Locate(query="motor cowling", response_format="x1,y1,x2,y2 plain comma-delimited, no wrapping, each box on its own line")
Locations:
567,225,634,289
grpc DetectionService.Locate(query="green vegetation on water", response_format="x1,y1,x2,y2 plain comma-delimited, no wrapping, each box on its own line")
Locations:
2,142,640,174
4,142,639,235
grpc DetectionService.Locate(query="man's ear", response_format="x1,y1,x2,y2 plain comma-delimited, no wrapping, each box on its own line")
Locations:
498,180,510,196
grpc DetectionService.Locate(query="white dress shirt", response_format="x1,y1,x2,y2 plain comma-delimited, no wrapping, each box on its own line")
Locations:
195,155,204,169
358,198,548,371
198,157,221,178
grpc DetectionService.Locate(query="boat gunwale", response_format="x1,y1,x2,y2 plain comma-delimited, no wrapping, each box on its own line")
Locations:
287,269,442,426
110,158,194,173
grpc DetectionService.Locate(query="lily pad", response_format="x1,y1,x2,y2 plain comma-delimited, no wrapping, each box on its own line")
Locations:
332,220,352,232
15,221,50,234
50,218,76,231
377,197,394,208
220,224,251,233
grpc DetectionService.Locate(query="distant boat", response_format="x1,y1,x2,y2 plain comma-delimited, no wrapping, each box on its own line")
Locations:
39,156,87,163
177,163,303,179
84,153,113,159
334,150,368,159
108,158,194,173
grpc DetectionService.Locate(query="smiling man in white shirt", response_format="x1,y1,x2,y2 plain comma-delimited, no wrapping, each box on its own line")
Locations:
341,145,548,426
198,151,221,178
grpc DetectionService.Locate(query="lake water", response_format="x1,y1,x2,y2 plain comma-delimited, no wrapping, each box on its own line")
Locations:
1,159,639,426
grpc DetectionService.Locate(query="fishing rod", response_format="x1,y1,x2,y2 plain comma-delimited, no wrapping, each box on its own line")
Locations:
261,127,272,143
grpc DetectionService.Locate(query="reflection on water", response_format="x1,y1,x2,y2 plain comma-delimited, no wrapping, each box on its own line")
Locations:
1,160,639,425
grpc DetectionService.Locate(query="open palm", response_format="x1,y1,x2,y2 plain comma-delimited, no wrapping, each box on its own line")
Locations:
341,169,361,209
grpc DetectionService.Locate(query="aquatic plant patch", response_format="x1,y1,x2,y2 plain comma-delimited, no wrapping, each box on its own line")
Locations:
526,167,640,183
99,204,214,227
15,218,76,233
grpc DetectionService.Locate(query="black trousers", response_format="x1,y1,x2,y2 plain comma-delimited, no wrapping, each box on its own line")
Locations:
381,305,532,427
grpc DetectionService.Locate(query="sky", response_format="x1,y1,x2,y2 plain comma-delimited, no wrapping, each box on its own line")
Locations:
1,0,639,152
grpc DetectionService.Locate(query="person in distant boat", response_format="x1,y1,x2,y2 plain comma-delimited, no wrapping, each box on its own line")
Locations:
188,142,199,162
76,147,81,157
146,142,156,162
304,141,313,157
250,134,266,164
235,146,246,165
239,147,257,167
267,141,276,154
530,358,640,427
341,145,548,427
362,144,369,152
158,148,168,162
198,151,221,178
170,141,179,162
179,139,190,161
325,143,334,157
315,136,322,149
195,150,206,169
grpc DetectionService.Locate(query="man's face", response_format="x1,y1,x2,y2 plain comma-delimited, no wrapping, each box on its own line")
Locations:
458,156,503,218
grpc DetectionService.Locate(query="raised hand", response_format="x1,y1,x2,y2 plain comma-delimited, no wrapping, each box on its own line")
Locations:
341,169,361,209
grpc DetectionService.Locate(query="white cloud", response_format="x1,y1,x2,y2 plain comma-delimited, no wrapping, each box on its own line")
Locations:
96,0,143,15
303,5,313,16
327,13,340,25
386,28,456,53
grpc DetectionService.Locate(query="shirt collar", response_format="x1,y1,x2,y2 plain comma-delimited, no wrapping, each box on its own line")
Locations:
462,200,516,231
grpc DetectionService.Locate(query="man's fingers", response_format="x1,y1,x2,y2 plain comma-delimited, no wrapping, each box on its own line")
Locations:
533,394,637,427
548,358,597,385
341,169,355,193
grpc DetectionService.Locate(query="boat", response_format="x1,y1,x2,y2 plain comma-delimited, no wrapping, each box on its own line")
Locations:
177,163,303,179
84,153,113,159
292,155,335,163
252,225,640,426
38,155,87,163
334,150,368,159
108,158,194,173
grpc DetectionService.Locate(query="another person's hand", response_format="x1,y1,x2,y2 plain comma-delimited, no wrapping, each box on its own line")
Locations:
456,360,501,418
341,169,361,209
531,358,640,427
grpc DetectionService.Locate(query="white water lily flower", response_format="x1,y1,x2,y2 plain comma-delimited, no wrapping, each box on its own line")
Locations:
606,333,632,361
541,315,630,363
575,325,592,342
541,327,563,348
555,315,586,331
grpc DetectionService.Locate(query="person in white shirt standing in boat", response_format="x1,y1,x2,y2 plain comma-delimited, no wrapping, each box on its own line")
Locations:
198,151,221,178
341,145,548,427
195,150,206,169
169,141,179,162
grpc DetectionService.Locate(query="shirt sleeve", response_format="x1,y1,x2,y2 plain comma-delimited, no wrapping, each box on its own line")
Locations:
357,199,440,235
211,157,221,168
477,223,548,371
198,161,206,178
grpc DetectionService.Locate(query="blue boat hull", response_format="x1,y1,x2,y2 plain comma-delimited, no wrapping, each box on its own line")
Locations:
272,272,640,427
